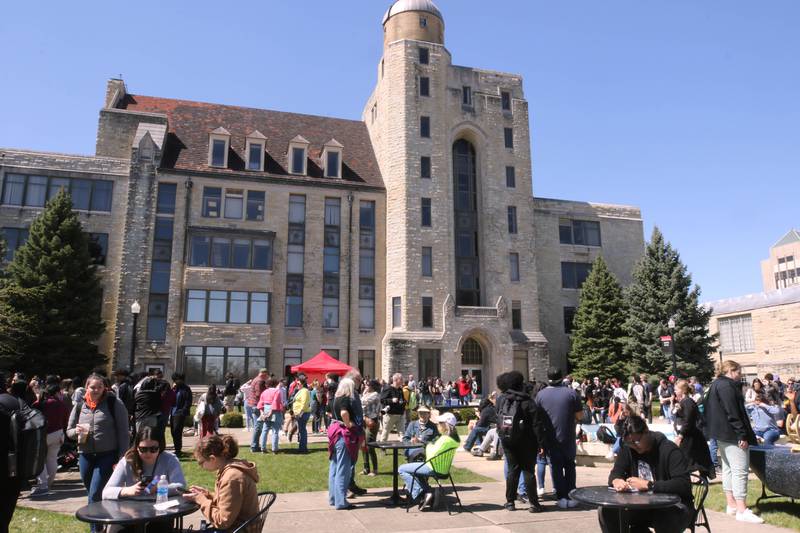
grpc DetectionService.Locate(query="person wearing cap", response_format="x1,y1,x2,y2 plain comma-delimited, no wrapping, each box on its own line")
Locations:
398,411,459,510
535,367,584,509
402,405,439,461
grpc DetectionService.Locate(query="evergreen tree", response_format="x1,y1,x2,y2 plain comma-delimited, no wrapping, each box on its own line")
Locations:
0,191,106,376
623,227,715,381
568,256,628,380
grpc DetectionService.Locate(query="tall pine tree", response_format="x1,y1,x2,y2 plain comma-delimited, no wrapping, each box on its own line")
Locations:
568,256,628,380
0,191,106,376
623,227,715,381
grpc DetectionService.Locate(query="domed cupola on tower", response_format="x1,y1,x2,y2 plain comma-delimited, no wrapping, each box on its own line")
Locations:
383,0,444,46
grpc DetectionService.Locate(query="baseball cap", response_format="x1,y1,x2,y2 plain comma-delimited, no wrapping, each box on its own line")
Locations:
433,411,457,428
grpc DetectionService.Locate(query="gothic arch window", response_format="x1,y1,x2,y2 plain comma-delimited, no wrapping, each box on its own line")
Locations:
461,338,483,365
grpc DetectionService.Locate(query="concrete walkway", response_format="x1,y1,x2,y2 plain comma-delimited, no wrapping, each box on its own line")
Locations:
19,428,787,532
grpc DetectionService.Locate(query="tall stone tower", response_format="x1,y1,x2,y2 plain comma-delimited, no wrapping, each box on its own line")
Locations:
364,0,548,391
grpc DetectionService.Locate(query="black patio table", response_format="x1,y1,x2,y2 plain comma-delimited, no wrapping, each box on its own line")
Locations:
75,497,200,533
570,486,681,533
368,440,422,505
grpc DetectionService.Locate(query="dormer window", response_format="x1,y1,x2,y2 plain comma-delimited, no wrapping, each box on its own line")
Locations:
208,127,230,168
245,130,266,171
322,139,343,179
288,135,310,175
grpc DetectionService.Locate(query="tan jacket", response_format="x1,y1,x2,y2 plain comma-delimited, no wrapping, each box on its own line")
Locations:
197,460,260,532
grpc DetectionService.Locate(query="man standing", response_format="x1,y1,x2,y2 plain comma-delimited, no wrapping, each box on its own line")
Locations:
535,367,583,509
379,373,406,441
246,368,268,431
170,373,192,455
113,369,135,441
640,374,653,423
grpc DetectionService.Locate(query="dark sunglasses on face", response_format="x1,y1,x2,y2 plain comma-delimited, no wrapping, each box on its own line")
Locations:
138,446,160,454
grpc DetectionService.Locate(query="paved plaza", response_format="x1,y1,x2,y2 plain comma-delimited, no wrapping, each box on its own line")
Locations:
17,428,788,533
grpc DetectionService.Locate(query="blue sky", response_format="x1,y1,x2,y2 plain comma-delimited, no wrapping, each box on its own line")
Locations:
1,1,798,302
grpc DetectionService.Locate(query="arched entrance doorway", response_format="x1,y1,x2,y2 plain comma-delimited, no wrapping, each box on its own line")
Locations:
461,338,484,395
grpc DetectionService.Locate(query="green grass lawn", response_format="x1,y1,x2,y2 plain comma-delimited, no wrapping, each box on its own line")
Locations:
706,482,800,530
11,441,491,532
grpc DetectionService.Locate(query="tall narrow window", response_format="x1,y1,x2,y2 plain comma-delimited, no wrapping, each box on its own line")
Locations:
323,198,341,328
420,77,430,97
421,198,432,227
147,183,176,341
453,139,480,306
504,128,514,149
422,297,433,328
286,195,306,327
224,189,244,219
25,176,47,207
420,116,431,138
419,47,429,64
359,201,376,329
202,187,222,218
563,306,576,334
247,143,263,171
422,247,433,277
211,139,227,167
462,86,472,107
506,166,516,188
246,191,265,221
421,156,431,179
392,297,402,329
501,91,511,111
509,252,520,282
325,151,340,178
2,174,25,205
358,350,375,379
291,147,306,175
70,179,91,210
507,206,518,234
512,301,522,330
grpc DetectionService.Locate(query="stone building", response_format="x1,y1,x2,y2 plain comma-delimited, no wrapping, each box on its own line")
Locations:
0,0,644,387
761,229,800,292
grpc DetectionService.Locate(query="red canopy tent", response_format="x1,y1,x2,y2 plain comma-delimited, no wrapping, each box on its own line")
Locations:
290,351,354,383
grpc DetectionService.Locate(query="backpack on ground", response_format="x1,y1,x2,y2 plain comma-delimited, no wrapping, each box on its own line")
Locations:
497,393,526,445
596,425,616,444
3,399,47,480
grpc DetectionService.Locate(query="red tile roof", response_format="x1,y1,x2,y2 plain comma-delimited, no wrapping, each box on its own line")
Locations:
118,94,384,189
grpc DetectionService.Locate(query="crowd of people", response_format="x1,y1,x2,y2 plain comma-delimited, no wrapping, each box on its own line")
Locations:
1,358,797,532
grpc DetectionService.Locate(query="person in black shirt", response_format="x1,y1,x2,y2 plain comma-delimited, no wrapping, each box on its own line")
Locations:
463,391,497,451
0,372,22,533
602,415,693,533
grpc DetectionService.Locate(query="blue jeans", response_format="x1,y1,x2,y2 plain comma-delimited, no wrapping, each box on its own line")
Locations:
549,445,577,500
296,412,310,452
755,428,781,447
398,461,434,499
612,437,622,455
79,451,117,531
251,409,264,450
244,404,255,430
709,438,719,467
464,425,489,451
264,412,284,451
328,437,353,509
536,453,550,490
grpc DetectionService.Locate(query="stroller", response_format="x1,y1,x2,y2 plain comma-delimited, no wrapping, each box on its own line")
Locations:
57,438,79,472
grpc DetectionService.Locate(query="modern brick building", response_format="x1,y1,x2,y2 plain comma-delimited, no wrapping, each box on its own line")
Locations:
761,229,800,292
0,0,644,387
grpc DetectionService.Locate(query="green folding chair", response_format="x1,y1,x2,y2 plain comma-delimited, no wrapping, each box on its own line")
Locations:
406,447,463,514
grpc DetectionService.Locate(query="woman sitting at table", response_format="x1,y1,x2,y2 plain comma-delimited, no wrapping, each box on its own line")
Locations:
102,426,186,500
602,415,693,533
397,411,460,510
183,435,259,532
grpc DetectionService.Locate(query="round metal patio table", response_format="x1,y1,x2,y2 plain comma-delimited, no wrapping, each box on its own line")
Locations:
368,440,422,505
75,497,199,533
570,486,681,533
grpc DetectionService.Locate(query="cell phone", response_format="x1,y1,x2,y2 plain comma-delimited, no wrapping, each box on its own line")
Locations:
175,486,190,494
140,475,154,486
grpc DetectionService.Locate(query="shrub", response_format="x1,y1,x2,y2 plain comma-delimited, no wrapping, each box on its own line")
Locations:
220,412,244,428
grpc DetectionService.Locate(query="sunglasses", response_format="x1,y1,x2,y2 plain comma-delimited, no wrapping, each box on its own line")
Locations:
138,446,160,454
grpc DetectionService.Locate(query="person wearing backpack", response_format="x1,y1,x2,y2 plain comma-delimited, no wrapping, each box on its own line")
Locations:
66,373,130,530
30,377,69,496
0,372,24,533
495,370,546,513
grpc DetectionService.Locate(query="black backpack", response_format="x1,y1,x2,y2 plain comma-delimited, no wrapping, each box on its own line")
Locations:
3,399,47,480
596,425,616,444
497,392,526,445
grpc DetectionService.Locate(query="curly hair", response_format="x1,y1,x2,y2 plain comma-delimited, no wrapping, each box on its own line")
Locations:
194,434,239,462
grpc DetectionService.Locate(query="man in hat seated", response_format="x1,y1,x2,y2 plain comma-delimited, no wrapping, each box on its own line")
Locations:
403,405,439,461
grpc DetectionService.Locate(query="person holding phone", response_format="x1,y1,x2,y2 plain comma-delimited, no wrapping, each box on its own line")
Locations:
102,426,186,501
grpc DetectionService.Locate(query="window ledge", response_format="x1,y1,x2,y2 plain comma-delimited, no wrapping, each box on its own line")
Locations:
185,266,273,274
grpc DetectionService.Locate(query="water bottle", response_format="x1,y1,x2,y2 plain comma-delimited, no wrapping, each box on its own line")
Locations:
156,475,169,504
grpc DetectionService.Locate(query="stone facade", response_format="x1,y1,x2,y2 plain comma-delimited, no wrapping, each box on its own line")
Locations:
0,0,644,386
760,229,800,292
533,198,645,370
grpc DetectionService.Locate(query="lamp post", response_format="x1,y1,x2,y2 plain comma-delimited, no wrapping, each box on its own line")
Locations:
668,317,677,378
129,300,141,373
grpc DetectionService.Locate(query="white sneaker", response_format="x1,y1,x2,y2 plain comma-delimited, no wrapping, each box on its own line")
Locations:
566,498,578,508
726,506,737,516
605,451,616,460
537,487,545,497
736,509,764,524
557,498,569,509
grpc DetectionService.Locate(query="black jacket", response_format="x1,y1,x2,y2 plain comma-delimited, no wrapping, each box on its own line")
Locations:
380,385,406,415
476,402,497,428
609,431,693,505
704,375,757,445
496,390,548,450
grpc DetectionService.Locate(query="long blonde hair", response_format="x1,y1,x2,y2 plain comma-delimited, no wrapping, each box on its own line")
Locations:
717,359,741,377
